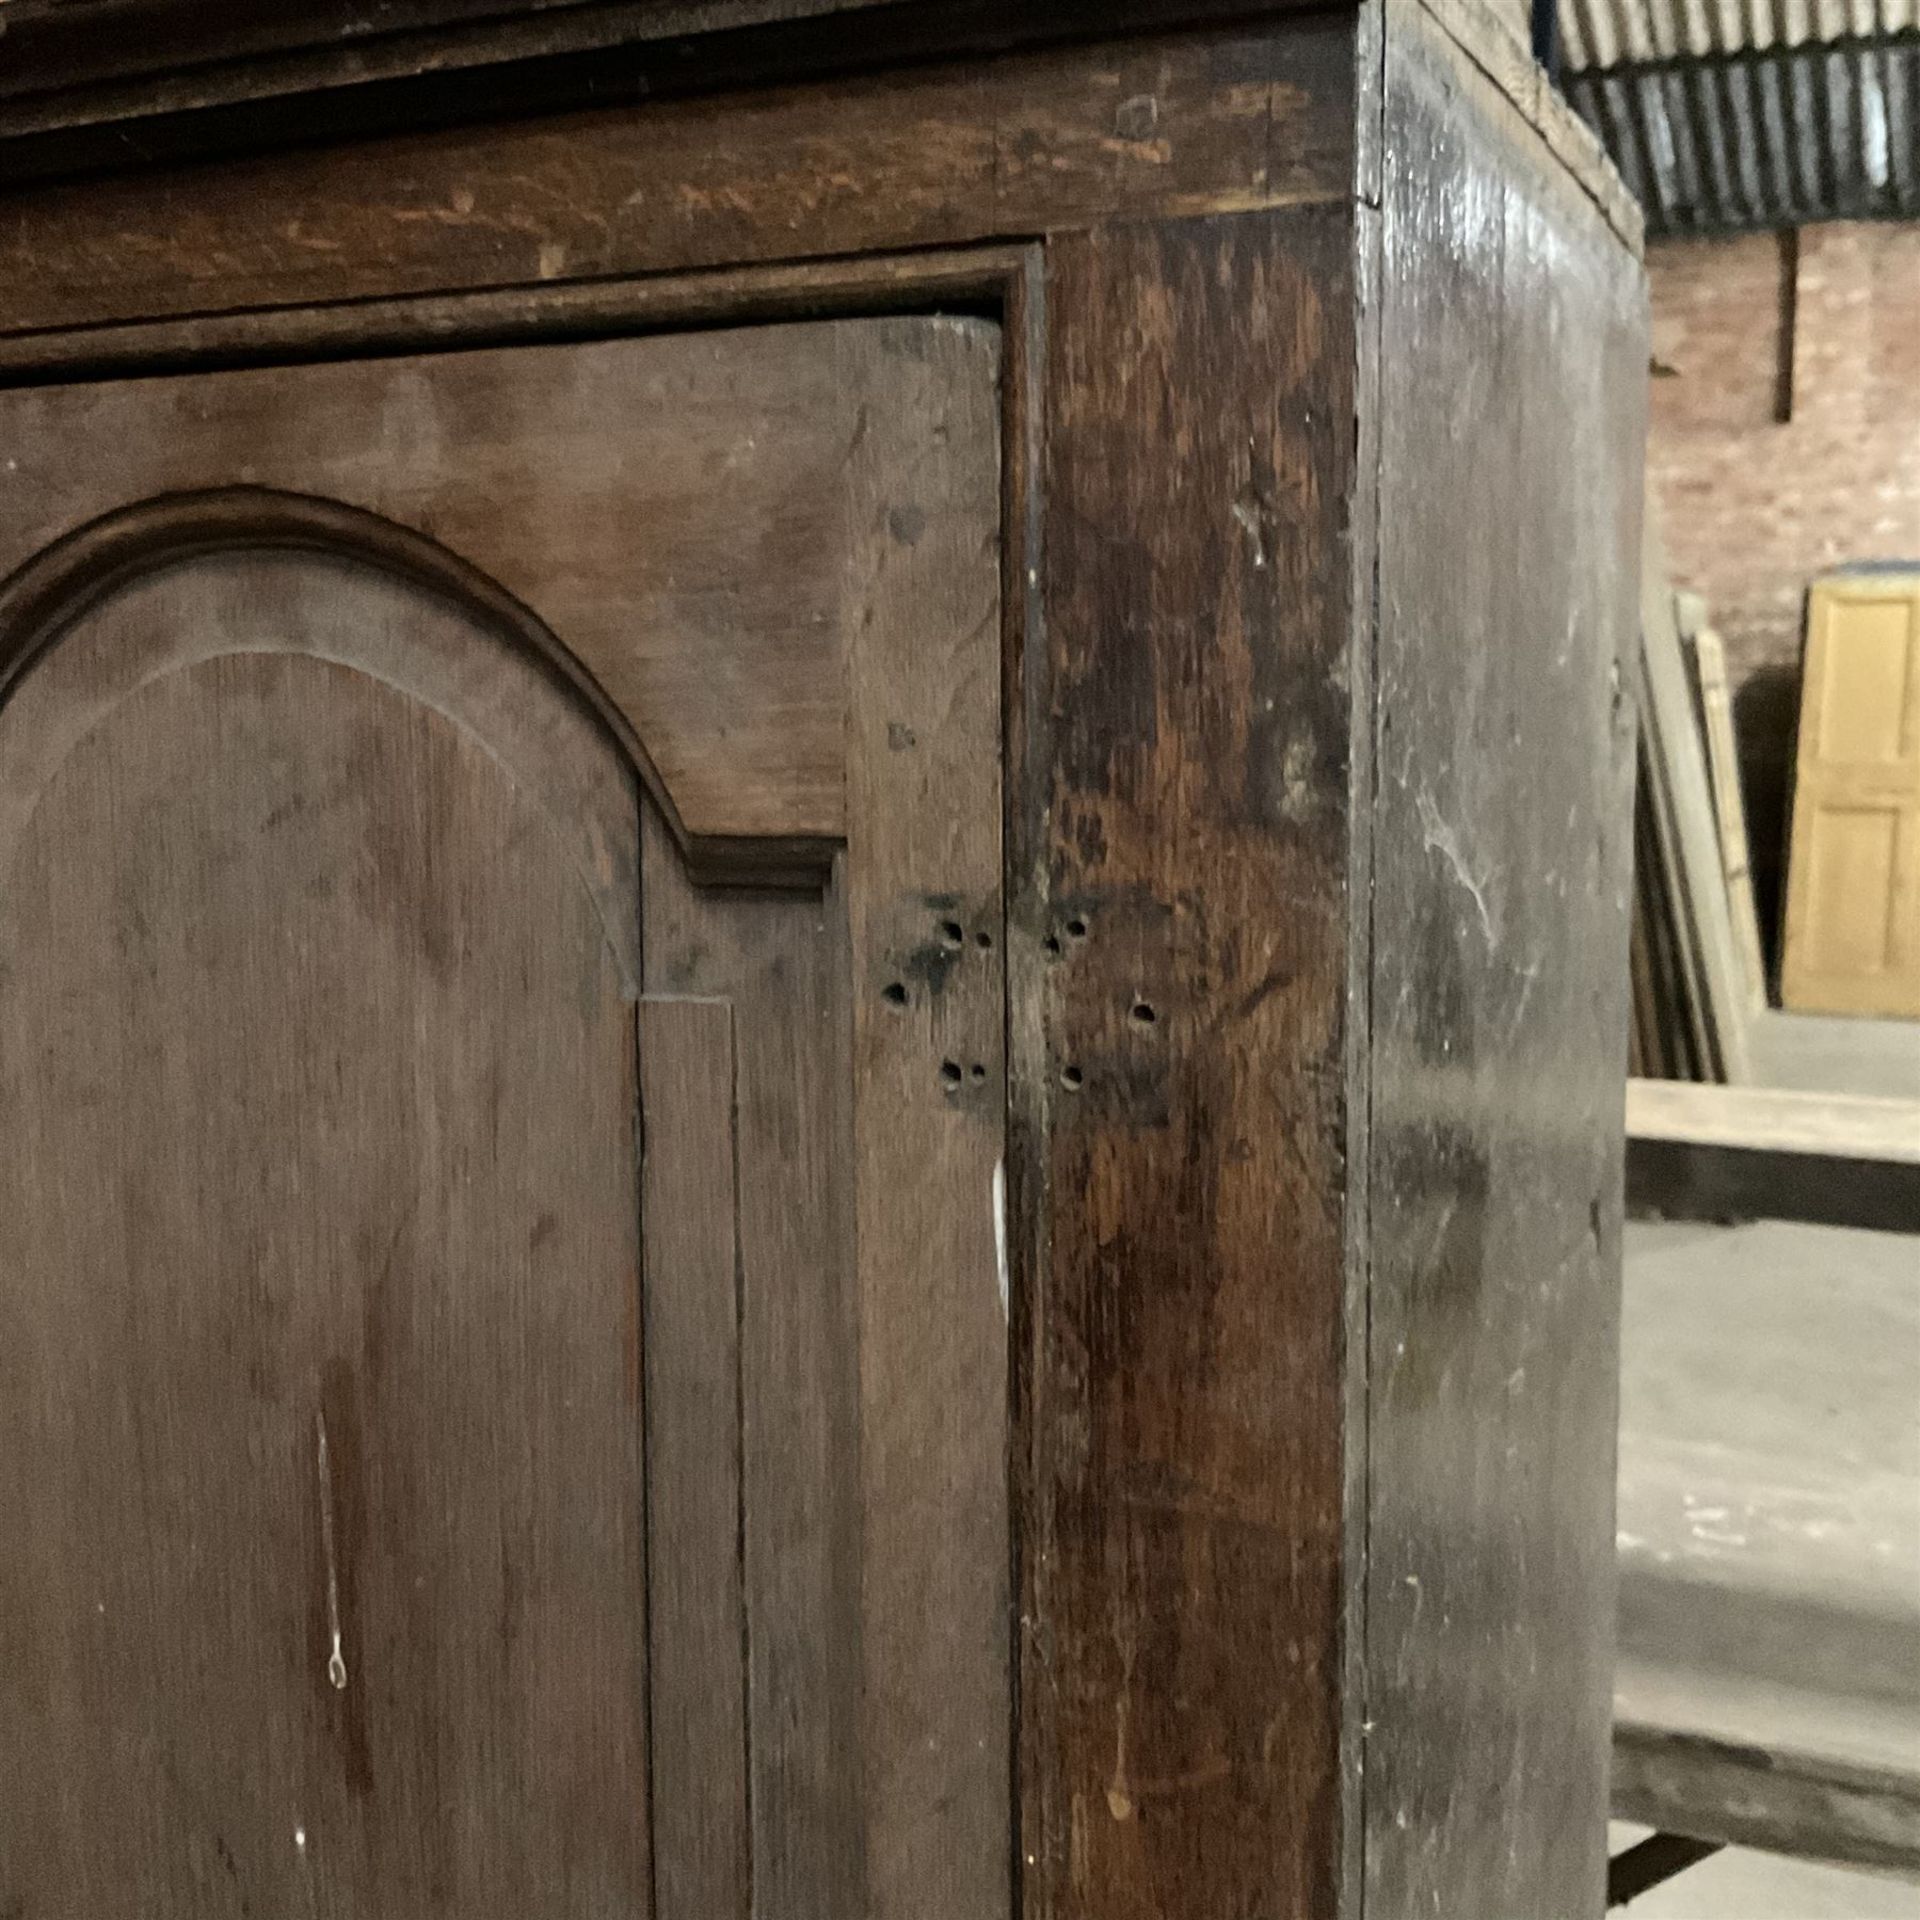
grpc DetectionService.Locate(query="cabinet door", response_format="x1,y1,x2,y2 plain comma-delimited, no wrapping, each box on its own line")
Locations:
1781,571,1920,1017
0,320,1007,1920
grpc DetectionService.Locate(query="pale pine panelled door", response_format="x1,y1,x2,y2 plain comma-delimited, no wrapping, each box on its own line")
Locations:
0,321,1009,1919
1781,569,1920,1018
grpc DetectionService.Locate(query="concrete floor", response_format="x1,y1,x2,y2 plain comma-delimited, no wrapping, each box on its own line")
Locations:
1612,1825,1920,1915
1615,1218,1920,1904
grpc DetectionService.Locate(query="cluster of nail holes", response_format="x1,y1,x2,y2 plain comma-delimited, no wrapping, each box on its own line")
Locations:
885,911,1158,1094
880,917,997,1092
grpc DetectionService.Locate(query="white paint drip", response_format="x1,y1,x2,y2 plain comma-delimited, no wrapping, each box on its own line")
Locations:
992,1159,1009,1321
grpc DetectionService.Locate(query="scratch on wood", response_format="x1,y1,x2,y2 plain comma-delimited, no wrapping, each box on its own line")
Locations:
314,1409,349,1693
1416,788,1496,944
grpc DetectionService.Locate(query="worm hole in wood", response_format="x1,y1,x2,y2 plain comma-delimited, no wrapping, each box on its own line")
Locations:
940,1060,963,1089
882,981,908,1007
1060,1065,1084,1091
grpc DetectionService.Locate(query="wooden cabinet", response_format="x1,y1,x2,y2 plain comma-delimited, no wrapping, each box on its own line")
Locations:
0,4,1647,1916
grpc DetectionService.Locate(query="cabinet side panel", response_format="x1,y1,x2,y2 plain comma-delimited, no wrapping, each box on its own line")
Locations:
1364,9,1647,1915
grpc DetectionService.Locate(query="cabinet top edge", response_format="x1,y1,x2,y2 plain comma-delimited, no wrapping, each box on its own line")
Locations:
0,0,1358,187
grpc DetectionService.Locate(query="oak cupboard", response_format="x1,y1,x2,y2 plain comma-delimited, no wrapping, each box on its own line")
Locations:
0,3,1647,1916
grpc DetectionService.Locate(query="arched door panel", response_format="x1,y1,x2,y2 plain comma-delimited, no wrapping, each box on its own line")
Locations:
0,317,1008,1920
0,639,649,1915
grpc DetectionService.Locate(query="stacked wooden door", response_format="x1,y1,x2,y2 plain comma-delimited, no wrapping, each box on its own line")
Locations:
0,321,1008,1917
1781,570,1920,1016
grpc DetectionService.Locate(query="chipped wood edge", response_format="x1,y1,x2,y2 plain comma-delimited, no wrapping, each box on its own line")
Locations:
1390,0,1644,254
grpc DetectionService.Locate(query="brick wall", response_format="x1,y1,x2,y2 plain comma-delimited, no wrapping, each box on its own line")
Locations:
1646,221,1920,942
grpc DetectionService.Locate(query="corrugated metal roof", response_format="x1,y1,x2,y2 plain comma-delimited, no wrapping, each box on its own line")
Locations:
1561,0,1917,73
1558,0,1920,232
1567,36,1920,229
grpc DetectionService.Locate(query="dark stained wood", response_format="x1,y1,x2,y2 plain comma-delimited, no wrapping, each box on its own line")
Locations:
639,996,751,1920
0,324,958,876
1358,4,1647,1914
840,317,1009,1919
0,19,1353,337
1017,207,1356,1920
0,581,651,1913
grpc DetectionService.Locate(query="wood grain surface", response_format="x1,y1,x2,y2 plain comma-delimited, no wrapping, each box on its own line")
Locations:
0,313,1011,1917
840,317,1008,1920
639,996,751,1920
1359,4,1648,1913
0,322,953,873
0,19,1352,337
0,7,1656,1905
1018,206,1356,1920
0,611,651,1912
635,316,1007,1916
0,0,1340,125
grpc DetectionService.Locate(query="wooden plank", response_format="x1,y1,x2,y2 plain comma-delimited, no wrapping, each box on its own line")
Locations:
1689,624,1770,1011
1362,6,1647,1914
0,245,1028,385
636,313,1005,1917
640,818,866,1916
1632,773,1707,1082
839,316,1009,1920
1780,571,1920,1018
1639,501,1755,1081
1626,1077,1920,1229
0,586,650,1910
0,0,1345,138
0,322,929,873
639,996,750,1920
1018,206,1355,1920
1613,1723,1920,1873
0,18,1355,339
1627,1076,1920,1163
1407,0,1642,251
